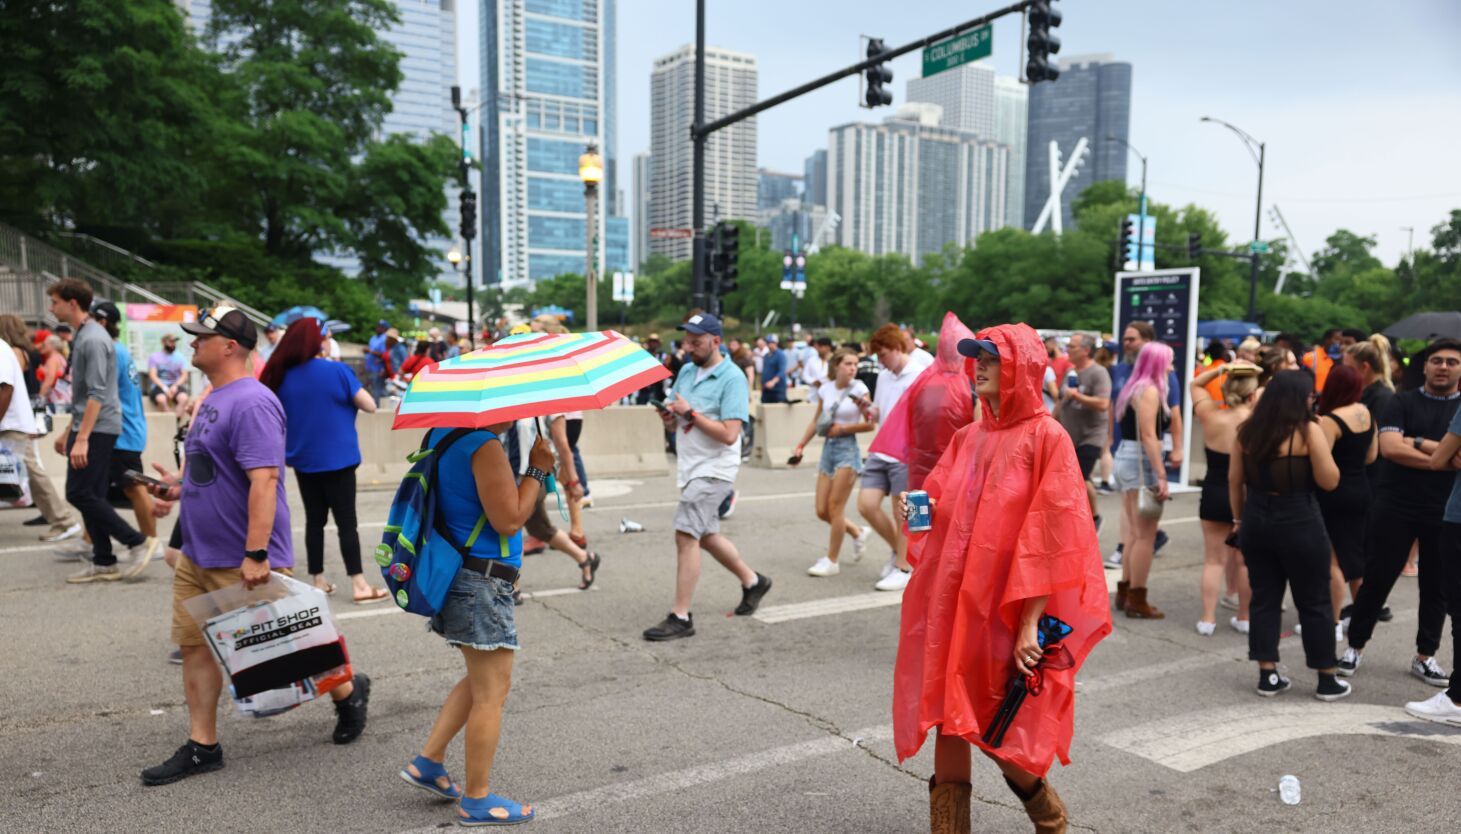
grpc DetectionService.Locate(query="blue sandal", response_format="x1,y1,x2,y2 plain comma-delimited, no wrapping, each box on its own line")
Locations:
400,755,461,800
458,793,535,826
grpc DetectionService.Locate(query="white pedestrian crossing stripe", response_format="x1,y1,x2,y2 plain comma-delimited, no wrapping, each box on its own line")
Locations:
753,590,902,624
1101,702,1461,772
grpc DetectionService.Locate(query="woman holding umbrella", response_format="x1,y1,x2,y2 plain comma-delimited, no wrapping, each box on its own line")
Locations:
894,324,1110,834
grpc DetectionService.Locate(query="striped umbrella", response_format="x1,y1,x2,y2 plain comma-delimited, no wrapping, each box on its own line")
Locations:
392,330,671,429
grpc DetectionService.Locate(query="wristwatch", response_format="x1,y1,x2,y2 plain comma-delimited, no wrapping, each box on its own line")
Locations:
245,549,268,563
524,466,550,487
1414,437,1425,451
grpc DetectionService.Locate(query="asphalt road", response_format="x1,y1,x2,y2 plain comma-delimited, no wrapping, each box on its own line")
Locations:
1,464,1456,833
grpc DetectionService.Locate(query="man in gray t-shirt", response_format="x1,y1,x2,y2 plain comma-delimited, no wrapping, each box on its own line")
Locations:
1056,333,1112,528
47,280,154,582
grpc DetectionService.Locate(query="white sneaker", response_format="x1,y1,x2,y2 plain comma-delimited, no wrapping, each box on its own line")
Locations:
1411,656,1450,688
850,528,870,563
1229,616,1250,634
121,537,160,580
1218,593,1239,611
54,539,91,561
579,495,593,509
1103,548,1123,570
1405,692,1461,726
1196,621,1216,636
41,522,82,543
879,555,896,581
875,568,911,592
807,556,840,577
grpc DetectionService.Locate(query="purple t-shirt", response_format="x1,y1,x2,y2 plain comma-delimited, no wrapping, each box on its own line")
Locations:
180,377,293,569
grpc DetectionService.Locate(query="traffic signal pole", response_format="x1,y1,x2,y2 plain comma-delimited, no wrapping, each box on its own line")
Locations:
690,0,1039,308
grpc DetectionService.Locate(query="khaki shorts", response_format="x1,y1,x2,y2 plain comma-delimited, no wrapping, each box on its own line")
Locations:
170,553,292,647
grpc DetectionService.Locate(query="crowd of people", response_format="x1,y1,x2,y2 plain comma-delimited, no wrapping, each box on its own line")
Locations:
11,285,1461,832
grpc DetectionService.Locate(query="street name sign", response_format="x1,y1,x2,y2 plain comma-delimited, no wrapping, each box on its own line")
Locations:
650,227,693,240
922,26,992,78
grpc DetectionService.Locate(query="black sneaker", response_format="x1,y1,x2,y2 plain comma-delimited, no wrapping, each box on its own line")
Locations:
1315,674,1352,702
1154,529,1170,554
332,673,370,744
1377,606,1393,623
734,573,772,616
643,612,695,641
1337,647,1361,677
1256,669,1291,697
141,740,224,786
23,515,48,527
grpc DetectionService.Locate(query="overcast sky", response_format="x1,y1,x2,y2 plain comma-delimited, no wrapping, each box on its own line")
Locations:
455,1,1461,267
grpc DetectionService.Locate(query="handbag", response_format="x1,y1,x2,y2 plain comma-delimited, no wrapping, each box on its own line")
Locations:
815,386,853,438
0,445,23,501
1138,485,1165,520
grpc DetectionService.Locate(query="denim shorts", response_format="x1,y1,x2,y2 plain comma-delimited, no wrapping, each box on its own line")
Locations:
429,567,519,652
1114,442,1158,492
818,435,863,477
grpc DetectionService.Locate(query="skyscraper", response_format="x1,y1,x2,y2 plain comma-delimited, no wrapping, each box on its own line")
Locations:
906,62,995,137
993,76,1028,231
480,0,628,286
632,152,651,269
1023,54,1132,232
803,149,828,208
757,169,803,211
649,45,757,261
827,105,1008,263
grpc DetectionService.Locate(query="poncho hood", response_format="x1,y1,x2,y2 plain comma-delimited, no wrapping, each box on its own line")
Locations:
978,323,1048,431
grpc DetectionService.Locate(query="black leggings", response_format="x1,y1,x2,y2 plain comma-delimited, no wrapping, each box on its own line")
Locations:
295,466,362,577
1240,492,1337,670
1442,523,1461,703
1348,503,1448,657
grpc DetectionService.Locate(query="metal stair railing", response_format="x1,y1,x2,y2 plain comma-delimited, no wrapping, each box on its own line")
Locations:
0,222,169,307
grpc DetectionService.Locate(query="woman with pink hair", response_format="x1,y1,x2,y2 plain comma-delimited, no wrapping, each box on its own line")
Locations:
1113,341,1175,619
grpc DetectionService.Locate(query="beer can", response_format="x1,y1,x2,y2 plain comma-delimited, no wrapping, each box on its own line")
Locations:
906,490,932,532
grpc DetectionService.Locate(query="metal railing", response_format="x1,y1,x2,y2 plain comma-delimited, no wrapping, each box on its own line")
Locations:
0,268,54,325
53,231,158,273
143,280,271,327
0,222,170,307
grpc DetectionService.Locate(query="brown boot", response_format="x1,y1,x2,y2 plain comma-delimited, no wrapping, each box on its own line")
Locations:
1114,580,1129,612
1124,586,1165,619
1007,778,1069,834
929,776,972,834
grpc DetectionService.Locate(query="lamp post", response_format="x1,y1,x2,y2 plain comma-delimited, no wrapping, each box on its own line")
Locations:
1106,135,1148,270
1200,116,1266,322
446,246,463,333
578,143,604,331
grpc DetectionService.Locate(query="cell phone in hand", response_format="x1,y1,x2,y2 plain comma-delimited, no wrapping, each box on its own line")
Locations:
123,469,169,488
786,453,803,466
649,398,668,411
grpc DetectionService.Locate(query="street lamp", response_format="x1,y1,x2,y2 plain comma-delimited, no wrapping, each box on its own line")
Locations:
1200,116,1266,322
579,143,604,331
1106,135,1148,271
446,247,463,267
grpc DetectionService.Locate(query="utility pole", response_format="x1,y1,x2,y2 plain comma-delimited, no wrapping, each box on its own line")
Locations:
1201,116,1265,322
691,0,708,311
1107,135,1147,269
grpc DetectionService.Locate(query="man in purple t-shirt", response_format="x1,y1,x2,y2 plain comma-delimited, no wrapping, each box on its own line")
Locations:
140,306,371,787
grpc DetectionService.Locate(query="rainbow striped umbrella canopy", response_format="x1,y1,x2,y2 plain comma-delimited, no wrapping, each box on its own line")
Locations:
392,330,670,429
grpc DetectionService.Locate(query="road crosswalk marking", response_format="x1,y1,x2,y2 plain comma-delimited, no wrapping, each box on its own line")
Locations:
752,590,903,624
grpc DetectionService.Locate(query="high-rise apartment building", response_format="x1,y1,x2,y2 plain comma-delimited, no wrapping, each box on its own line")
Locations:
906,62,995,137
803,149,828,208
992,76,1028,231
180,0,462,285
757,169,802,211
480,0,629,286
1023,54,1132,232
827,105,1009,263
632,152,651,269
649,45,757,261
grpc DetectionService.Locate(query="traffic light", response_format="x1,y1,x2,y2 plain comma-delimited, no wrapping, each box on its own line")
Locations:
1118,216,1133,265
460,190,477,240
717,222,740,295
1187,232,1202,260
1026,0,1062,83
864,38,893,108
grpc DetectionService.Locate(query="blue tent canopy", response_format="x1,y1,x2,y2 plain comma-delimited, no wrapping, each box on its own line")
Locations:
531,305,575,323
1197,320,1263,342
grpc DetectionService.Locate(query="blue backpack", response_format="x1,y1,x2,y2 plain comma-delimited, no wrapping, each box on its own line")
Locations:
375,428,495,616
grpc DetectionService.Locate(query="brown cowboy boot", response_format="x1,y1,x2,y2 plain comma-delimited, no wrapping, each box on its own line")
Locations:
929,776,972,834
1114,580,1129,612
1006,777,1068,834
1124,586,1165,619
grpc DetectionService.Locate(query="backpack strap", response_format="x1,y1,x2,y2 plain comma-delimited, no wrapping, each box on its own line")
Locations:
427,428,495,559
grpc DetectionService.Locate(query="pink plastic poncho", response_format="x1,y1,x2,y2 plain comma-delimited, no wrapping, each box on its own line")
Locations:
867,312,978,490
891,323,1112,777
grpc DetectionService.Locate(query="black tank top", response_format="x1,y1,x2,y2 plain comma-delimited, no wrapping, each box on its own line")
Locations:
1243,454,1315,495
1119,400,1171,442
1325,413,1372,481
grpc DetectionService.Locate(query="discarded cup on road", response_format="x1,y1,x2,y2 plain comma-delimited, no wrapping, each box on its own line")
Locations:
1278,775,1301,805
619,518,644,533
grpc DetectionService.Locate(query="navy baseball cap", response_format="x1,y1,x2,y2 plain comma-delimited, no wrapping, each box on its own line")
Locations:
678,313,723,337
957,338,1000,359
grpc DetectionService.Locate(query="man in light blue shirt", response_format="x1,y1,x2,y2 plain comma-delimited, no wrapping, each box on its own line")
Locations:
364,319,389,402
643,312,771,642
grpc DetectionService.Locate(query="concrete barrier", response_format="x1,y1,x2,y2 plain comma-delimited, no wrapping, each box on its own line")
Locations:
749,401,823,469
36,405,672,493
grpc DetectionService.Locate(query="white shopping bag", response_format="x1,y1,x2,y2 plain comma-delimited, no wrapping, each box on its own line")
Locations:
184,572,352,706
